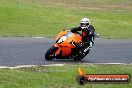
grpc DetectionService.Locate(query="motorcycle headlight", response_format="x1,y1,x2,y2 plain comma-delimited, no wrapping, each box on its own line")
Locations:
57,36,67,44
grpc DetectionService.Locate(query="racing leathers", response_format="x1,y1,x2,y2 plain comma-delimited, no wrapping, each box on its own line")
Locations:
70,25,95,59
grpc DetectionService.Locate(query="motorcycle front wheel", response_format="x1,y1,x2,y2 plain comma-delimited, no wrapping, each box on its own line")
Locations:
45,46,58,61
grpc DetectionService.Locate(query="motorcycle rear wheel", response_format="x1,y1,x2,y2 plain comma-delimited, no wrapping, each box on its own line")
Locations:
73,54,82,61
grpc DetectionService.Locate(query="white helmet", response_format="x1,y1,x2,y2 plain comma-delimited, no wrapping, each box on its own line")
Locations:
80,18,90,29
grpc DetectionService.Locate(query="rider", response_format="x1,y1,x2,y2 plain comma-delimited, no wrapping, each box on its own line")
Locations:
69,18,95,59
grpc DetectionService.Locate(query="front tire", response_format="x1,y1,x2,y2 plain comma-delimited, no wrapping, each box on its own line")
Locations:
45,46,58,61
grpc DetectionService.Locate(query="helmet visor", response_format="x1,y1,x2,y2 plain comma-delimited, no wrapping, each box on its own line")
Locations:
81,23,86,27
80,23,89,27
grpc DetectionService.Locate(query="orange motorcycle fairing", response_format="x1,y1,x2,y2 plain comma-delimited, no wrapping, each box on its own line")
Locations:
54,44,72,57
55,30,82,58
61,46,72,57
45,30,82,60
56,30,68,41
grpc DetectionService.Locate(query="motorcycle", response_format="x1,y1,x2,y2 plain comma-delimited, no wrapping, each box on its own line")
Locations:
45,30,91,61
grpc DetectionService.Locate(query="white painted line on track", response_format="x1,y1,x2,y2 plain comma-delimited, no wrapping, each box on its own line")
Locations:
83,63,132,65
0,65,37,69
32,37,45,38
82,63,132,66
0,63,131,69
41,64,64,66
0,64,65,69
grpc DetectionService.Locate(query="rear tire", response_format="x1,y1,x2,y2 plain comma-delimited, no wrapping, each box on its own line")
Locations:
45,46,58,61
74,58,81,61
73,49,90,61
73,54,81,61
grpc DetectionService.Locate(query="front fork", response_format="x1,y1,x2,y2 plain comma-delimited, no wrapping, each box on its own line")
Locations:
54,44,62,58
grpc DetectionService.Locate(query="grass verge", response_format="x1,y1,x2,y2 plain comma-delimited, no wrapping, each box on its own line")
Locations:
0,0,132,38
0,64,132,88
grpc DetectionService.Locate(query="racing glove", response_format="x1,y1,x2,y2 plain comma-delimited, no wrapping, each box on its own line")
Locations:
70,41,84,48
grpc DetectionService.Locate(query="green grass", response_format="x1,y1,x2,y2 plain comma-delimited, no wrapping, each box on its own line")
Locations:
0,64,132,88
0,0,132,38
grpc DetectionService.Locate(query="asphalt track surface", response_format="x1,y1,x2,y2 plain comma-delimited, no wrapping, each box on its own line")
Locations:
0,37,132,66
